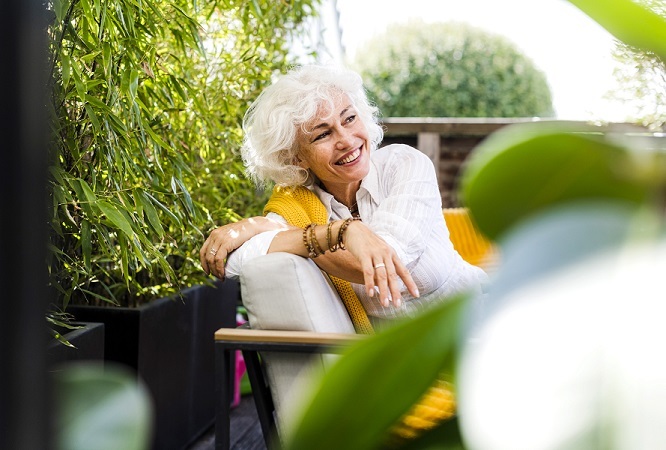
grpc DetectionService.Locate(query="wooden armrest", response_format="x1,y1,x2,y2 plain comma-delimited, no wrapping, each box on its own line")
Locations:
215,327,362,346
215,327,364,354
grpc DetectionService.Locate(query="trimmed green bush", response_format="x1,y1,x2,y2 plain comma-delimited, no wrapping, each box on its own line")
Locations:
47,0,318,322
352,20,554,118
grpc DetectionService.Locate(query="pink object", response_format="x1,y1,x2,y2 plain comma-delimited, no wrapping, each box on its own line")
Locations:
231,313,248,408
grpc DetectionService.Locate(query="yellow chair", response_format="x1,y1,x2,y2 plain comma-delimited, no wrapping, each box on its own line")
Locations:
443,207,498,270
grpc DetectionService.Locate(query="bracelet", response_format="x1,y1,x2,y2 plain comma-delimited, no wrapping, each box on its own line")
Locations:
309,223,326,257
302,224,319,258
336,217,361,250
326,221,338,252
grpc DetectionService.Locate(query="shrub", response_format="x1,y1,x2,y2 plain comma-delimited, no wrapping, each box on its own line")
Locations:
352,20,554,118
47,0,318,320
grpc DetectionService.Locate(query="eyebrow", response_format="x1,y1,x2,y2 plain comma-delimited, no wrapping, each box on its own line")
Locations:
309,105,353,132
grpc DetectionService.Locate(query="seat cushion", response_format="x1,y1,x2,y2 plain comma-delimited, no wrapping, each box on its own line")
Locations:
239,252,355,429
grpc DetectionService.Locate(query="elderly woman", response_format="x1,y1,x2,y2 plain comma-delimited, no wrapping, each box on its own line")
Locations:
200,64,486,328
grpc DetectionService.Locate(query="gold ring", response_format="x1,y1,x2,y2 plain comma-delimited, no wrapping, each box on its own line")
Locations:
210,249,218,255
374,263,386,269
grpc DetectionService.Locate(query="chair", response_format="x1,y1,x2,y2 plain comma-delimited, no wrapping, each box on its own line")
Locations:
214,208,496,450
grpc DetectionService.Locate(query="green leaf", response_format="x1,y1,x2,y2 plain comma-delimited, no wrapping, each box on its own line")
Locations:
54,363,152,450
284,296,467,450
97,200,136,238
81,220,92,271
460,122,651,240
140,191,165,238
61,52,71,88
85,104,101,132
568,0,666,61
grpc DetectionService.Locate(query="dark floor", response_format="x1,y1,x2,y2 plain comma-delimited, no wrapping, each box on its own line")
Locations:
187,395,266,450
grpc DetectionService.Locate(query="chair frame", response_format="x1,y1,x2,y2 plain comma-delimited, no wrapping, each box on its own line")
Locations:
214,325,362,450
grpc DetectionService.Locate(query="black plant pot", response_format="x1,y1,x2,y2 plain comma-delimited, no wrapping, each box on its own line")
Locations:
47,322,106,367
67,279,239,450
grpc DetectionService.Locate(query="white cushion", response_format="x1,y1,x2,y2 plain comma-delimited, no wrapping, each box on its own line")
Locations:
239,252,355,429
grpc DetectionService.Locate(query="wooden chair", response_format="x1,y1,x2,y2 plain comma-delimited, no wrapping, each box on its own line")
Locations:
214,208,496,450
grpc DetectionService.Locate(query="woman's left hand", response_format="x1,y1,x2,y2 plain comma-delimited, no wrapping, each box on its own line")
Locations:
342,220,419,308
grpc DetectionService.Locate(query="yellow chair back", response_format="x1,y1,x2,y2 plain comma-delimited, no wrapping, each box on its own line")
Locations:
443,207,498,270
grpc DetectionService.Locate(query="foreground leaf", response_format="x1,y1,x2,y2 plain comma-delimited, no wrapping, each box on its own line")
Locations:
284,296,467,450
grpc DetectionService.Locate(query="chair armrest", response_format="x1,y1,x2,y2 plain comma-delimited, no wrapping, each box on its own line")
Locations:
214,327,363,354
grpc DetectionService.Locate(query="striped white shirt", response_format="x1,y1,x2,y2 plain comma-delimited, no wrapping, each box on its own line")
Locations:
226,144,487,319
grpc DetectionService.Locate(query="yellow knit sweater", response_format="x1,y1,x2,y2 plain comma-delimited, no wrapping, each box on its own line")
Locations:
264,185,374,335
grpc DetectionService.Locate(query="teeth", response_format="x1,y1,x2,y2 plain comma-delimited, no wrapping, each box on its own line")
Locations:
337,149,360,165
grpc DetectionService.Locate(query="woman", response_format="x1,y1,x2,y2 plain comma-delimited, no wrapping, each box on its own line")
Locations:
200,64,486,326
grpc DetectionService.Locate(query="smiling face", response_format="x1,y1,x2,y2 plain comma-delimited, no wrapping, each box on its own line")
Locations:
294,93,370,206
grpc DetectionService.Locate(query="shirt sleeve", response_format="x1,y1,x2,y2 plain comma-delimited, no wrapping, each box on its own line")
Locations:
224,213,288,279
367,146,445,268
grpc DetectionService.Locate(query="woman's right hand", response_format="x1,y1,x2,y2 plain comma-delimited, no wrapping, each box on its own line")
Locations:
341,220,419,308
200,216,288,280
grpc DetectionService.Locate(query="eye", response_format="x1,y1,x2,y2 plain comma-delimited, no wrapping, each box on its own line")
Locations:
313,130,330,142
344,114,356,124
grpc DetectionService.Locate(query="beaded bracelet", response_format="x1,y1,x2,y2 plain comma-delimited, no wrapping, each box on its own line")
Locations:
302,224,319,258
336,217,362,250
309,223,326,257
326,221,338,252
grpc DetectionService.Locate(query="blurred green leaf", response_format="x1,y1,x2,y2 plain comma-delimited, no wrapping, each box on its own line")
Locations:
54,363,153,450
284,296,467,450
569,0,666,61
460,122,651,240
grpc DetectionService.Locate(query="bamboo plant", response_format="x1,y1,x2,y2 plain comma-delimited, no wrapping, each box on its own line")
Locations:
46,0,318,336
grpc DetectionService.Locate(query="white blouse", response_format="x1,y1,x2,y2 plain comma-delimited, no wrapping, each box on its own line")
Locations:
225,144,487,319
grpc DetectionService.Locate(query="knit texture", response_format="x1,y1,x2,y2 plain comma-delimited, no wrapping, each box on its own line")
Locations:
264,186,374,335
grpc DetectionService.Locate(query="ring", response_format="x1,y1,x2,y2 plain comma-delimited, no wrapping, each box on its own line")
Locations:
374,263,386,269
210,249,218,255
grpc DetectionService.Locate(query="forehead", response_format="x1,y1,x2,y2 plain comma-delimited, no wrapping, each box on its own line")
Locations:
303,93,352,129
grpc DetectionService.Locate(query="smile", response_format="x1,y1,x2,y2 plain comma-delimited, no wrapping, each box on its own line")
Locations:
335,148,361,165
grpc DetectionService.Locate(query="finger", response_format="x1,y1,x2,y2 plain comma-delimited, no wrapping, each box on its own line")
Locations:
361,258,377,298
394,258,420,299
200,238,213,274
211,247,227,281
372,261,391,308
383,260,403,308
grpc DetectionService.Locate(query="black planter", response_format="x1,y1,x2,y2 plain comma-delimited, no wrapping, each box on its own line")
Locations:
67,279,239,450
47,322,106,367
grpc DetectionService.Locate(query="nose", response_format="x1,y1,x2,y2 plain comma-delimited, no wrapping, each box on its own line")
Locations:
335,127,353,150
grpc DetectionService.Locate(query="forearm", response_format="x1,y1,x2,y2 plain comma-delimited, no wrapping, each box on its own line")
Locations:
267,223,365,283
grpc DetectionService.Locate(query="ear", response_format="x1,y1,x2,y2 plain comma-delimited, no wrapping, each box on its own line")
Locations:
293,153,310,170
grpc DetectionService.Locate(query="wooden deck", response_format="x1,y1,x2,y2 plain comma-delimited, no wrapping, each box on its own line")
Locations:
187,395,266,450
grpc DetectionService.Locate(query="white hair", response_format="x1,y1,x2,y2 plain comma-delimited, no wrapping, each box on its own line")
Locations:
241,64,384,187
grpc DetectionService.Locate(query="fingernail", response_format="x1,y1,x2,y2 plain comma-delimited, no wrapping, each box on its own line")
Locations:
368,289,374,297
395,297,402,308
383,298,389,307
414,288,420,298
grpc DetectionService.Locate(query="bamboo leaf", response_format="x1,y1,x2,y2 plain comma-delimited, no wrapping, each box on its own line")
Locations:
81,220,92,271
84,104,101,133
61,52,71,88
140,191,165,238
97,200,136,238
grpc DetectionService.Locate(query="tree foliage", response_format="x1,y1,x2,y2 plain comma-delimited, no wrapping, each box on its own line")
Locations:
352,21,553,118
609,0,666,130
47,0,318,316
